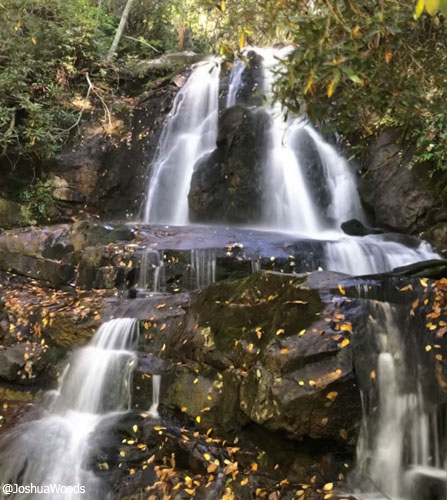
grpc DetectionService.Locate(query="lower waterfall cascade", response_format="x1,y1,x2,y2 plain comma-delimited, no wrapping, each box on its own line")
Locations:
0,319,142,500
349,301,447,500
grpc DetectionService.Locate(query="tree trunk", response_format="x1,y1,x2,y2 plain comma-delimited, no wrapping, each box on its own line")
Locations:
105,0,136,62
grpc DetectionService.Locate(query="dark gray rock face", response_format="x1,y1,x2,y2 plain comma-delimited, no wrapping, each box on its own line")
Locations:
129,271,363,446
236,50,265,106
292,127,332,216
188,106,271,224
359,130,442,234
47,81,181,221
0,345,29,381
341,218,384,237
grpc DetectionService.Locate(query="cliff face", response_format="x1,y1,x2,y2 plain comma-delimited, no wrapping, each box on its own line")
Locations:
359,129,447,255
0,56,198,230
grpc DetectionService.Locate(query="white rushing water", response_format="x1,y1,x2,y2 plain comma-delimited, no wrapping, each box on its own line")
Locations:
226,59,245,107
0,318,139,500
148,374,161,418
353,303,447,500
324,234,439,276
138,248,165,293
226,47,439,272
144,59,221,225
141,46,441,275
191,248,216,288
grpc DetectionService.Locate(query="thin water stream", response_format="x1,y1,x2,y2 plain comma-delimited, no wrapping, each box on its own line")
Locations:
350,302,447,500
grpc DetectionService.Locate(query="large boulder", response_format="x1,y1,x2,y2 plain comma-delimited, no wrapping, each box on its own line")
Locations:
341,218,384,237
188,106,271,224
132,271,363,446
44,84,178,221
233,50,265,106
359,130,447,235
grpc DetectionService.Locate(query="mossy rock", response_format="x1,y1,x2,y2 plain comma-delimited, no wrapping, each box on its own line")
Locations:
0,197,35,229
46,314,98,348
0,386,37,402
192,271,323,358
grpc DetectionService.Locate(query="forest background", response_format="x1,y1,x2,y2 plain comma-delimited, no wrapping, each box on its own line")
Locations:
0,0,446,178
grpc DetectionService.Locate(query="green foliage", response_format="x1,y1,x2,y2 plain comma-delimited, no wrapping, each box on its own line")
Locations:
410,114,447,175
255,0,447,175
116,0,180,54
415,0,447,17
194,0,281,55
20,179,55,221
0,0,114,162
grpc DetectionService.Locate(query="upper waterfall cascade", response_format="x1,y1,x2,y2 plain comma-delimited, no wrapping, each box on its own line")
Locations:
144,59,221,225
142,47,440,275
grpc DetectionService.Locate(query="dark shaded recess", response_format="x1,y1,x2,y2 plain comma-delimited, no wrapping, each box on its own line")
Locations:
341,218,384,237
291,126,331,217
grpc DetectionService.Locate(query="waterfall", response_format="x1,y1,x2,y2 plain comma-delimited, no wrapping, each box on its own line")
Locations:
242,46,363,233
251,259,262,273
140,46,441,275
253,48,322,234
0,318,139,500
299,123,365,225
138,248,165,293
148,374,161,418
352,302,447,499
191,248,216,288
226,59,245,107
324,235,439,275
143,59,221,225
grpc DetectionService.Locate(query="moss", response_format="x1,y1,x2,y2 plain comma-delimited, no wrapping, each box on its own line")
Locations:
47,315,97,348
0,386,37,401
0,197,35,229
192,271,323,355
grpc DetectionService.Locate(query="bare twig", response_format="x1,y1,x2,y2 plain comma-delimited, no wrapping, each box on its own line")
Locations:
86,73,112,130
124,35,161,54
63,72,112,134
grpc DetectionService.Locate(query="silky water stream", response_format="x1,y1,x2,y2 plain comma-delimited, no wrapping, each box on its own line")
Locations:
0,318,143,499
349,300,447,500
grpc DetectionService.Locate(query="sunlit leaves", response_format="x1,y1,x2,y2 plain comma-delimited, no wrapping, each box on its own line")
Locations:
425,0,440,15
415,0,447,17
238,32,245,50
342,66,363,85
414,0,426,17
304,72,314,95
327,71,340,98
326,391,338,401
